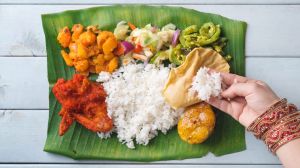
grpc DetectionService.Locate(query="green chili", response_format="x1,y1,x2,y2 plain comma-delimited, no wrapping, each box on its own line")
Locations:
169,44,186,65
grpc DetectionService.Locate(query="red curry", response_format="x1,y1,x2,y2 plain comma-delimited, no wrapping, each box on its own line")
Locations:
52,74,113,136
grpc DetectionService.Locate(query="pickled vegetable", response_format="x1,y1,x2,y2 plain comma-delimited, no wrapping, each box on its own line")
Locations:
198,22,220,46
169,44,187,65
179,23,220,48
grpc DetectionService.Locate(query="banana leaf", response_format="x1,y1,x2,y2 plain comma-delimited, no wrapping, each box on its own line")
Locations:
42,5,247,161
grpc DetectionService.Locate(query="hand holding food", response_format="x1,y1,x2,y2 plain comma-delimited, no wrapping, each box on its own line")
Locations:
163,47,229,109
207,72,281,127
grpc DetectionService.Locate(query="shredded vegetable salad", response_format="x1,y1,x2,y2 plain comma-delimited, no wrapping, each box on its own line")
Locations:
113,21,231,67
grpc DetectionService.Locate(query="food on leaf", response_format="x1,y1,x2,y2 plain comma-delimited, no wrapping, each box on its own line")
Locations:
113,21,229,67
60,50,73,66
179,22,220,48
178,102,215,144
71,24,84,41
53,21,236,150
189,67,222,101
150,49,171,65
97,64,182,148
57,25,120,75
169,44,188,65
163,47,229,109
198,22,221,46
57,26,71,48
79,30,96,46
114,21,130,40
52,74,113,136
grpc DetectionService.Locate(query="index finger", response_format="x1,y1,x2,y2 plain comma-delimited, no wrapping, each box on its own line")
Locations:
221,72,250,85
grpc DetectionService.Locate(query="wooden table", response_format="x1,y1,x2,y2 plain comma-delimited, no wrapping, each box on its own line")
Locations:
0,0,299,167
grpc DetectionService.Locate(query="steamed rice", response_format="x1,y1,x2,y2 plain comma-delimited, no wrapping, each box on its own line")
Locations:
97,64,182,149
189,67,222,101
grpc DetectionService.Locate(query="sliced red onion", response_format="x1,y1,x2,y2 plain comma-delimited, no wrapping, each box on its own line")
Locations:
121,41,134,54
171,29,181,46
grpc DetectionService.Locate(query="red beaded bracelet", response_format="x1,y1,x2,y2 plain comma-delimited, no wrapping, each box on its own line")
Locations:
247,99,298,139
247,98,300,153
264,112,300,153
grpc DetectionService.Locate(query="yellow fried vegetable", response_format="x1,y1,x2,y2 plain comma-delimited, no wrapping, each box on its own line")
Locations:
97,31,114,50
77,42,89,59
92,54,105,65
163,47,230,109
79,31,96,46
95,65,107,73
74,60,89,72
86,25,99,33
107,57,119,73
71,24,84,42
57,27,71,48
69,42,78,53
104,53,115,61
103,37,118,55
69,52,77,60
178,102,215,144
57,24,120,75
60,50,73,66
87,44,100,57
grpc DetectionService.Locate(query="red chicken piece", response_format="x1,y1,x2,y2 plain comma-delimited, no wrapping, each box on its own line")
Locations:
52,74,113,136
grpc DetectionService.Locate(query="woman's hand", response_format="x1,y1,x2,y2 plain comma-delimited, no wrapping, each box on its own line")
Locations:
207,72,280,127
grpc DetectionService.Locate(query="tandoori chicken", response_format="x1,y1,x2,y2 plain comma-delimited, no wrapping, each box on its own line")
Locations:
52,74,113,136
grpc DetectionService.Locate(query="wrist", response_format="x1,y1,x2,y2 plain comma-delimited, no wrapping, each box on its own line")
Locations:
247,98,300,154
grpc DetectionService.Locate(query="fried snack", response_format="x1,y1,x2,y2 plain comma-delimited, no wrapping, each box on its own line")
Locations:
71,24,84,41
57,26,71,48
178,102,215,144
162,47,230,109
52,74,113,136
57,24,119,75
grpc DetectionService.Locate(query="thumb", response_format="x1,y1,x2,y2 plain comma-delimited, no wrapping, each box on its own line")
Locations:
222,83,255,99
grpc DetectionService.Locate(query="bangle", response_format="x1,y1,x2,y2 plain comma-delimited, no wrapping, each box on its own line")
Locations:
264,112,300,153
247,99,298,139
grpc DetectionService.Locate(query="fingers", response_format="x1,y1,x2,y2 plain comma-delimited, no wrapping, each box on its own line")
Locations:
206,97,232,114
221,72,250,85
222,82,257,99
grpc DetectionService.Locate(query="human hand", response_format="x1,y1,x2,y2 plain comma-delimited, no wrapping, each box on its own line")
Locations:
207,72,280,127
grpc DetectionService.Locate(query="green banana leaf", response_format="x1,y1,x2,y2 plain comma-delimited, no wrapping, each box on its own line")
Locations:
42,5,247,161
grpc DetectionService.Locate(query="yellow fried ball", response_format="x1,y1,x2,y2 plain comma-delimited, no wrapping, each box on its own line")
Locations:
177,102,215,144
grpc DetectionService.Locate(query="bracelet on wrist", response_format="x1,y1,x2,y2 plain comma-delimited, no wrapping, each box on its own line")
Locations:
247,98,300,154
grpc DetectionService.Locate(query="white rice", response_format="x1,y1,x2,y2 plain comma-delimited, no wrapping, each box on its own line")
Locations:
97,64,183,149
189,67,222,101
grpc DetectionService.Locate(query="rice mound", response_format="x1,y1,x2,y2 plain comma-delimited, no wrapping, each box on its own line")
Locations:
97,64,182,149
189,67,222,101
